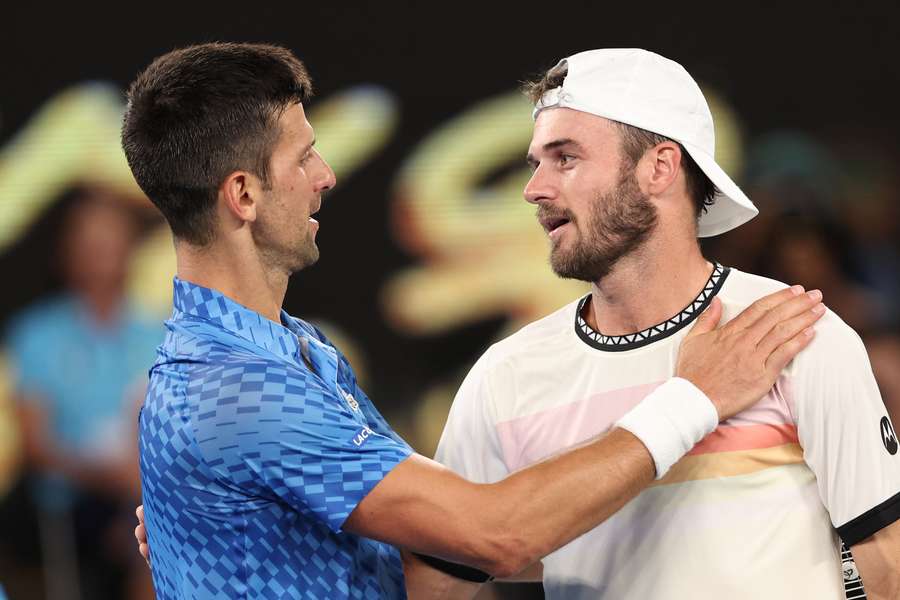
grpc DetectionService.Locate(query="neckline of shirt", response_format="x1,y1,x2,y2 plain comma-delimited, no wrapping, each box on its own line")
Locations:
574,263,730,352
171,276,306,365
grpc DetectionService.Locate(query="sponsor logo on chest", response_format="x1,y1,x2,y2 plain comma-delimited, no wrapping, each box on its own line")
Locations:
353,426,374,447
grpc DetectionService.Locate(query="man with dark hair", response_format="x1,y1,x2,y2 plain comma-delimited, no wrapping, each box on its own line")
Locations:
126,43,823,599
429,49,900,599
122,43,313,247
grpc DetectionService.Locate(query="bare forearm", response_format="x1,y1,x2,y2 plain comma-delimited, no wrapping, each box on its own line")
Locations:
851,521,900,600
475,428,653,576
347,429,653,580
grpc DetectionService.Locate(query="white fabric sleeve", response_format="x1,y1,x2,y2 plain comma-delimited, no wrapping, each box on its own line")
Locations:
791,310,900,546
434,348,511,484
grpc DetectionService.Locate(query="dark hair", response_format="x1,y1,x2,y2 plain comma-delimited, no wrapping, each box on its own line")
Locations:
121,42,312,246
523,61,718,219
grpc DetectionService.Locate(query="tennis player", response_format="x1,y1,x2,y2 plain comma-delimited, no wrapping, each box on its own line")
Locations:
124,43,825,599
425,49,900,599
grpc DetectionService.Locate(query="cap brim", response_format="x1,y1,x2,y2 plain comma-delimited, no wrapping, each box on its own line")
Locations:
680,139,758,238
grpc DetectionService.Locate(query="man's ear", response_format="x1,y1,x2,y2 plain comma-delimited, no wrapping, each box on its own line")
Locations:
220,171,259,224
644,141,682,198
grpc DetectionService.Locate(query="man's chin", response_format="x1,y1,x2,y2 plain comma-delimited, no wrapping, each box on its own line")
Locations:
550,251,613,283
550,252,584,281
288,247,320,274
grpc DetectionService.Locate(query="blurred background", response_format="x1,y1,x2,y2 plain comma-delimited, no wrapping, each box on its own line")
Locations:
0,2,897,598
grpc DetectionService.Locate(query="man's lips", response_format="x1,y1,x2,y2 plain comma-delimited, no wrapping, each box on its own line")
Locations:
309,201,322,224
538,214,572,235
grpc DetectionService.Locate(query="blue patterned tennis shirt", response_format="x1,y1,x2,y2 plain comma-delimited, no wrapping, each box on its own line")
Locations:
139,278,413,599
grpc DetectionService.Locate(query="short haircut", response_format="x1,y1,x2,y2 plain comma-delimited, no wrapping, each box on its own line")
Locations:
122,42,312,246
523,62,718,219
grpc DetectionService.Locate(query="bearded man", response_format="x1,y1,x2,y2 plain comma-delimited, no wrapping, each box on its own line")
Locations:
423,49,900,600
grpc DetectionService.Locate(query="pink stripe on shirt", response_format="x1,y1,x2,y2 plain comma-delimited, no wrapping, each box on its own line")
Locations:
495,378,797,472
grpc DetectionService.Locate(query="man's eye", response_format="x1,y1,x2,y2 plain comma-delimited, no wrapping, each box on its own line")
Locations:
559,154,574,166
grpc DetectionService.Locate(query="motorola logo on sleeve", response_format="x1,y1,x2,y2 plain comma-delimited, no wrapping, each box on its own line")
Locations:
882,416,898,456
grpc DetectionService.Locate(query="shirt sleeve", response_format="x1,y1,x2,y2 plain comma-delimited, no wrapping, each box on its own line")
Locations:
193,358,413,533
5,311,50,400
790,310,900,546
434,347,510,484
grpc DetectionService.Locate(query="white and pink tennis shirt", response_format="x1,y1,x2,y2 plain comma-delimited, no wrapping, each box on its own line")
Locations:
436,265,899,599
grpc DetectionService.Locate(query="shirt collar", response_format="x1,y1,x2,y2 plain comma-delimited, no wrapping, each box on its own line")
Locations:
574,263,730,352
171,277,305,365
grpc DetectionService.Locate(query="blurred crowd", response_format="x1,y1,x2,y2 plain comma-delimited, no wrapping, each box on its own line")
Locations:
0,127,896,600
0,188,161,599
707,131,900,424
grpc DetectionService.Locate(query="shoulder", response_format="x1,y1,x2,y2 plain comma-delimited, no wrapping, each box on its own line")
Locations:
156,318,320,398
718,269,867,390
5,296,76,353
7,296,73,333
186,352,338,456
716,268,791,308
717,267,863,356
191,350,314,395
793,307,867,378
477,297,582,371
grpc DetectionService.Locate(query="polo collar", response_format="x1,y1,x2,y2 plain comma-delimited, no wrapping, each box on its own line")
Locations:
171,277,304,365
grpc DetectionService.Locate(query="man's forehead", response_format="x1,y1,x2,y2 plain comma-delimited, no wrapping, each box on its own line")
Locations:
278,102,314,143
529,108,615,151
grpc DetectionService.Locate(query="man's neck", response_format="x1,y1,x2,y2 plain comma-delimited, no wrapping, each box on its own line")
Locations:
76,285,124,327
175,241,289,324
584,230,712,336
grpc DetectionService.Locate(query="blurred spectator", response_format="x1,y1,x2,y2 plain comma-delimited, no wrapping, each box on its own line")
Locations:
708,132,843,274
4,187,160,599
840,153,900,325
866,332,900,425
759,215,888,334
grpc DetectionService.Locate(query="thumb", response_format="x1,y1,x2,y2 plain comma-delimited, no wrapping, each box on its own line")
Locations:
688,296,722,337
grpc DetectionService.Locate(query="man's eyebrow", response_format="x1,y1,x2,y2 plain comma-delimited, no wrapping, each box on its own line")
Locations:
542,138,583,153
526,138,584,165
299,138,316,157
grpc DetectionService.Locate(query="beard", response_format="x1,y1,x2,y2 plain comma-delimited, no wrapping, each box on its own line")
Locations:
252,195,320,275
548,165,658,282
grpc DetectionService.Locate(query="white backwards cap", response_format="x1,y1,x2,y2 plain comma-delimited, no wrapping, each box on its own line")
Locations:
533,48,757,237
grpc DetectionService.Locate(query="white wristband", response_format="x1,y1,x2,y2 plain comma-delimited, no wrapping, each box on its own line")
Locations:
615,377,718,479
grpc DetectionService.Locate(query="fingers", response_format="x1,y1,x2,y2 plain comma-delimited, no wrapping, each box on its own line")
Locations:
725,285,805,333
686,297,722,338
756,297,826,357
135,522,151,564
135,505,150,567
135,522,147,544
748,289,823,348
765,325,817,375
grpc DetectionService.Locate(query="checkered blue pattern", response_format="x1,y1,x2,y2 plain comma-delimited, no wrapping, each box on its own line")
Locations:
140,278,413,599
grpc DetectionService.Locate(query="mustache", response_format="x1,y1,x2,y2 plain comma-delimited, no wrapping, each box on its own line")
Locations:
535,206,576,223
